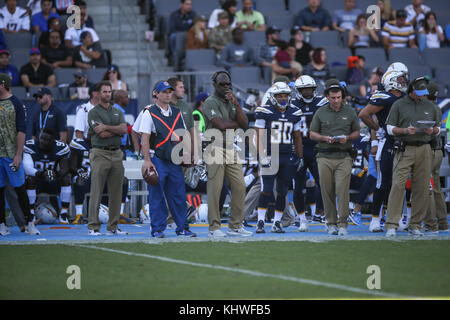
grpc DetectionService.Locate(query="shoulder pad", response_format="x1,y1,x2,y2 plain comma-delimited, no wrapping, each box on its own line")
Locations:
55,141,70,157
254,106,273,114
70,139,88,151
316,97,328,106
292,108,303,116
370,92,392,102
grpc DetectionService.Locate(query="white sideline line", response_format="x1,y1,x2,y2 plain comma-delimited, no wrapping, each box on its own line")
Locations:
70,243,410,299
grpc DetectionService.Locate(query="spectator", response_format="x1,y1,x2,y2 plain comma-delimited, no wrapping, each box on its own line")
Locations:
102,64,128,91
359,67,383,98
41,30,73,69
53,0,74,16
346,55,365,85
73,31,106,69
75,0,94,29
382,9,417,50
38,17,63,50
0,0,31,33
405,0,431,28
74,84,99,139
332,0,362,33
303,48,333,87
64,14,100,49
20,48,56,88
418,11,444,51
26,0,42,16
289,25,313,66
68,69,93,98
0,49,19,86
185,15,208,50
348,14,380,50
272,42,303,82
294,0,332,32
377,0,395,28
193,92,209,133
208,0,237,29
208,11,233,57
0,29,5,50
168,0,196,59
255,25,281,70
31,0,59,33
235,0,266,31
31,87,67,142
218,27,254,69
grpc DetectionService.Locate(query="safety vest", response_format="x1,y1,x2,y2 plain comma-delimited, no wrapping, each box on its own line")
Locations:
192,109,205,133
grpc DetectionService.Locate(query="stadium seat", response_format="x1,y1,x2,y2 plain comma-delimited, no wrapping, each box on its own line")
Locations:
436,10,450,27
155,0,180,38
388,48,423,65
328,48,352,66
289,0,309,15
354,48,387,67
279,29,291,42
265,13,294,31
321,0,349,13
256,0,288,14
54,68,78,85
387,0,411,10
408,65,433,81
86,68,107,83
229,66,261,87
331,66,348,82
346,84,361,97
309,31,341,48
243,31,266,49
185,49,216,71
28,87,60,99
173,31,187,71
11,87,28,100
5,33,32,49
192,0,221,16
9,49,29,69
435,66,450,87
423,48,450,68
426,0,450,12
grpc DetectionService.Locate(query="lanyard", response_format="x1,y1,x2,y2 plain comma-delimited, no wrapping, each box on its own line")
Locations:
40,110,50,130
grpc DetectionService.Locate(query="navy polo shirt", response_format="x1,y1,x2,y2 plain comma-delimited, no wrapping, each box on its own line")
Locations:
32,104,67,139
169,9,196,34
294,6,332,29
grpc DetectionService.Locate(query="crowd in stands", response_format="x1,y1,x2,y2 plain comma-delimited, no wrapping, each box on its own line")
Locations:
0,0,120,97
160,0,450,97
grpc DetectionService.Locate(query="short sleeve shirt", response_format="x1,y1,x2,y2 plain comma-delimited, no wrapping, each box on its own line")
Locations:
88,104,126,148
19,62,54,86
235,9,265,30
0,6,30,31
64,26,100,47
202,94,237,131
31,11,60,32
32,104,67,140
74,101,95,139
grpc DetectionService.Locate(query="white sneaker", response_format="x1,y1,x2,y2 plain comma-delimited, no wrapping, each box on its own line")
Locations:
386,228,396,237
227,227,253,237
327,225,338,235
397,220,408,232
338,227,348,236
369,217,383,232
0,223,10,236
106,228,128,235
166,222,177,230
25,222,40,235
209,229,227,238
88,229,102,236
59,214,69,224
408,229,424,236
298,220,309,232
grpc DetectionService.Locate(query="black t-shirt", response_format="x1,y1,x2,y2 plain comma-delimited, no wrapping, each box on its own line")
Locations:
289,39,313,66
73,42,106,68
19,62,54,86
41,45,72,64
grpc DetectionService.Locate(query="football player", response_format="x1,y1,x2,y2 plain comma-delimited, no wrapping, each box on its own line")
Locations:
291,75,328,230
254,82,303,233
358,70,408,232
23,128,71,224
69,137,134,224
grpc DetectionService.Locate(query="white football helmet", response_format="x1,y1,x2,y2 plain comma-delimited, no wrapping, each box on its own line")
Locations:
294,75,317,103
383,70,408,93
139,203,151,224
384,62,409,82
35,203,58,224
195,204,208,223
268,82,292,110
98,204,109,224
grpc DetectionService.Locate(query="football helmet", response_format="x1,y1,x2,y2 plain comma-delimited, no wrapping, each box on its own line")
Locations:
195,204,208,223
35,203,58,224
383,70,408,93
268,81,292,110
98,204,109,224
294,75,317,103
139,203,151,224
384,62,409,83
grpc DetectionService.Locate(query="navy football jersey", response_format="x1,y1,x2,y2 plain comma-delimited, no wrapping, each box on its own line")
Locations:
291,96,328,147
368,91,404,134
352,132,370,174
254,102,302,156
69,138,91,172
23,138,70,173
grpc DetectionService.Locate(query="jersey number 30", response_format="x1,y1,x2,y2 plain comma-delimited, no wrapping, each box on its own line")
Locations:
271,121,293,144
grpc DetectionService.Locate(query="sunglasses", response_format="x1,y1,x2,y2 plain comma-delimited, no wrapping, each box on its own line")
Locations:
218,82,231,87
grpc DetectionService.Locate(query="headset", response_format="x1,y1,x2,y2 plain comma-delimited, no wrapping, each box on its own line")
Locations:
407,76,430,94
211,70,231,83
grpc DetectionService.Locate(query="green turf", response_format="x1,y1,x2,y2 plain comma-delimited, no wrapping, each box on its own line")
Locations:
1,240,449,299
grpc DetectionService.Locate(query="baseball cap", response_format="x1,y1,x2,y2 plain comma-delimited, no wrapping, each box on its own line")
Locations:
30,48,41,55
109,64,119,72
0,73,12,88
290,25,301,35
218,11,229,19
33,87,52,98
193,14,207,24
325,78,343,91
195,92,209,104
273,75,290,84
396,9,407,18
73,69,87,78
411,77,429,96
155,81,173,93
0,49,10,56
427,81,439,98
266,25,281,36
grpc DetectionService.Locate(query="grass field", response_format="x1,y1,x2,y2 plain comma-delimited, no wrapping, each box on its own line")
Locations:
1,239,449,300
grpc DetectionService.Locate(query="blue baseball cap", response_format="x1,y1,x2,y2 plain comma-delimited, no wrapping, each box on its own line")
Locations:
195,92,209,104
33,87,52,98
155,81,173,93
30,48,41,55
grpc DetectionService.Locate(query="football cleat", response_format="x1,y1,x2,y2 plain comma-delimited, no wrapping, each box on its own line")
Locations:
270,221,285,233
256,220,265,233
369,217,383,232
348,211,362,225
298,220,309,232
0,223,10,236
59,213,69,224
312,215,326,223
88,229,101,236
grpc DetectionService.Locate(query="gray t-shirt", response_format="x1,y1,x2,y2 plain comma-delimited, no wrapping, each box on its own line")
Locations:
333,8,362,30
